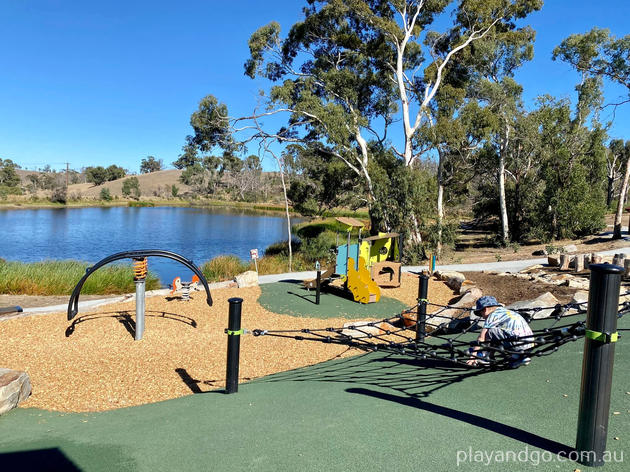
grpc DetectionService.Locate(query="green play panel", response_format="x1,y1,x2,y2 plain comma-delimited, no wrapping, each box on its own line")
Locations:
257,280,409,319
1,315,628,471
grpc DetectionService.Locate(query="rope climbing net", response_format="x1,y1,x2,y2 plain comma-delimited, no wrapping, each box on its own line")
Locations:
251,295,630,369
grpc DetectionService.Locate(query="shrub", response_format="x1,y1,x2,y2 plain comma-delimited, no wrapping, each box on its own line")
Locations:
50,186,67,204
100,188,113,201
200,255,250,282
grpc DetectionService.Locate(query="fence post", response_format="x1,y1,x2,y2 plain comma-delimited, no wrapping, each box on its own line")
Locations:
225,298,243,394
416,274,429,342
576,263,623,466
315,269,321,305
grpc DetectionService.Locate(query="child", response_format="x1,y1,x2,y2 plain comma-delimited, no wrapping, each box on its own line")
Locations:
466,296,534,368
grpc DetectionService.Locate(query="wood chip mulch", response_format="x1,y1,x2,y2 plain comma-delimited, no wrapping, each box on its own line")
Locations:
0,274,456,412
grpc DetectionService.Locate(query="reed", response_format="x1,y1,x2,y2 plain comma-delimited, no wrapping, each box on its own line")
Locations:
0,260,160,295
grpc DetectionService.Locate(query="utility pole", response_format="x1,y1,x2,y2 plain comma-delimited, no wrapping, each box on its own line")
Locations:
65,162,69,193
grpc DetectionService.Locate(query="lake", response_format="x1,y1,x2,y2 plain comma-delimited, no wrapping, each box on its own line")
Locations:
0,206,297,285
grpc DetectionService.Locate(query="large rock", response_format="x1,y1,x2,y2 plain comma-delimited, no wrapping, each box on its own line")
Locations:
567,278,590,290
507,292,560,319
435,270,466,292
547,255,560,267
563,244,578,253
234,271,259,288
520,264,545,273
571,290,589,305
341,321,391,338
430,287,483,328
0,368,31,415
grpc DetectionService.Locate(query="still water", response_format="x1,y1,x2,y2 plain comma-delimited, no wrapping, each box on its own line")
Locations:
0,206,295,284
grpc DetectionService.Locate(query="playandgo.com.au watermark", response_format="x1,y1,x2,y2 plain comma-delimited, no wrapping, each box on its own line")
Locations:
456,446,624,466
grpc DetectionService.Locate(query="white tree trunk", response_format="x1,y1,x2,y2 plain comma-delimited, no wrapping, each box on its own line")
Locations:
436,152,444,258
613,157,630,239
498,123,511,244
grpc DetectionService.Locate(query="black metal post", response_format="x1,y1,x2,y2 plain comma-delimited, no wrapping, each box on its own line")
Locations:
416,274,429,342
225,297,243,394
315,270,321,305
576,263,623,466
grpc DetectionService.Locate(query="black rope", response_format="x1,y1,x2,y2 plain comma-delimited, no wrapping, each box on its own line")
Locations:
249,291,628,369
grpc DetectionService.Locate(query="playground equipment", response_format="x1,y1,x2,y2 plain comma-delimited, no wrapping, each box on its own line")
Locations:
236,264,626,466
171,275,201,301
67,250,212,340
333,217,402,303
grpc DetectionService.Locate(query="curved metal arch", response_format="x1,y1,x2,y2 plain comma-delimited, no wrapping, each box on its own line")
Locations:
67,249,212,321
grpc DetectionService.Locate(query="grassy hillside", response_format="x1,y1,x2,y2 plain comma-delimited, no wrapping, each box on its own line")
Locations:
67,169,191,199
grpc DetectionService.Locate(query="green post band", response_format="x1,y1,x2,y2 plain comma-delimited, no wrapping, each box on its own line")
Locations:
418,298,428,303
226,329,244,336
585,329,618,343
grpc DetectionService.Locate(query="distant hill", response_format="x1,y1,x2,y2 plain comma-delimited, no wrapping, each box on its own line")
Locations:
67,169,191,199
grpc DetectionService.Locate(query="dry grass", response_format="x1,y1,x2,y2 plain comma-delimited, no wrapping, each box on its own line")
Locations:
0,273,456,412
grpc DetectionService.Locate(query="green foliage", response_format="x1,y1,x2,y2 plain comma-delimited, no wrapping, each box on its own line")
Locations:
200,255,250,282
171,184,179,198
554,27,630,97
0,260,160,295
128,201,154,207
264,240,301,257
99,188,113,201
106,165,126,181
0,158,21,187
86,165,125,185
140,156,163,174
86,166,108,186
300,232,337,265
370,154,437,237
122,177,141,199
286,144,355,216
0,185,22,200
50,186,67,204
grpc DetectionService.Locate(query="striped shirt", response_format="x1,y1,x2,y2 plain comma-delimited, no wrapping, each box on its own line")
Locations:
483,307,533,341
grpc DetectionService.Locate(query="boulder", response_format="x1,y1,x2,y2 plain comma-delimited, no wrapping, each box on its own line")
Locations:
547,255,560,267
520,264,545,273
458,280,477,295
571,290,589,305
429,287,483,328
563,244,578,253
507,292,560,319
435,270,466,292
532,249,547,256
341,321,391,338
567,278,590,290
234,271,259,288
0,368,31,415
550,273,573,285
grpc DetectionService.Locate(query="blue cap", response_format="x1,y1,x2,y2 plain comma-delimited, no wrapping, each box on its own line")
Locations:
474,296,502,312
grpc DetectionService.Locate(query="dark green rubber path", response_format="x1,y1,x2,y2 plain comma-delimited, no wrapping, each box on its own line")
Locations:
1,317,628,471
257,279,408,319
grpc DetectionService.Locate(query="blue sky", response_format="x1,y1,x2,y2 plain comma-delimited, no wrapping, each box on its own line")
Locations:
0,1,628,173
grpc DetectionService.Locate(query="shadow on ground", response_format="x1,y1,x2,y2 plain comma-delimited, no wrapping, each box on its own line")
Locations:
64,310,197,338
260,351,574,455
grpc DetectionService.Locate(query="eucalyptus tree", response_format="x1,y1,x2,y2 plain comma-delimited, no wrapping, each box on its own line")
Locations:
554,28,630,101
243,0,543,245
534,92,607,240
610,139,630,239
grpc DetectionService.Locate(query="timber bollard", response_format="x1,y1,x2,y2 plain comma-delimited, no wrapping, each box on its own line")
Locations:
225,297,243,394
576,263,623,466
315,269,321,305
416,274,429,342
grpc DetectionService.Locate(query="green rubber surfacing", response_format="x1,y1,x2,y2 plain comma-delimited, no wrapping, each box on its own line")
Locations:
0,312,628,471
257,279,408,319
